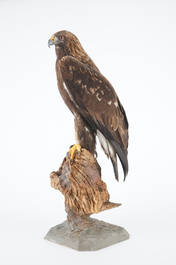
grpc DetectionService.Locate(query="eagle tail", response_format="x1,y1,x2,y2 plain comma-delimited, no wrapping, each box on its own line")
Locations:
97,130,128,181
110,156,119,181
109,140,128,181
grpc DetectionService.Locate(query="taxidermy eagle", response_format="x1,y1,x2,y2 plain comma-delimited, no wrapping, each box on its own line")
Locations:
48,30,129,181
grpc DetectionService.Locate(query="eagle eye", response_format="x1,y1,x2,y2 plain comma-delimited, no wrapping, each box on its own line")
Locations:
58,35,64,41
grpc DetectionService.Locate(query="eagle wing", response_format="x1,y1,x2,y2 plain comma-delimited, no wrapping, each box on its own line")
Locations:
59,56,129,179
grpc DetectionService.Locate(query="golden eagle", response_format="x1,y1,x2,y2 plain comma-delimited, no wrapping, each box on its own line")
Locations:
48,31,129,181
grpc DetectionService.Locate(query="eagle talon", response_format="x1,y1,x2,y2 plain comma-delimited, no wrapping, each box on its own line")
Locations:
66,152,69,158
67,144,82,165
69,159,72,165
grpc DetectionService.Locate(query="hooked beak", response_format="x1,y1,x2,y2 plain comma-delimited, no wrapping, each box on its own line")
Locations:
48,36,55,48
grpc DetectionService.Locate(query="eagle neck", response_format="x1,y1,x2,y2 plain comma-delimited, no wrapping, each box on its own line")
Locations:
55,45,67,59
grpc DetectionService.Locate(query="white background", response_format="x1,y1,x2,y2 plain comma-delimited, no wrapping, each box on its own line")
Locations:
0,0,176,264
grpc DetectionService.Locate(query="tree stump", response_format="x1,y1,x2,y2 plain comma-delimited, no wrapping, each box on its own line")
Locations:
44,149,130,251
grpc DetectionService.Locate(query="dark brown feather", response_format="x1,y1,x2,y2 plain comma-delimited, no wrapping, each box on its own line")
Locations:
59,56,128,150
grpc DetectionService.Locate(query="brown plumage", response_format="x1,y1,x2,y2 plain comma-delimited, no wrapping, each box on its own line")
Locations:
48,30,129,181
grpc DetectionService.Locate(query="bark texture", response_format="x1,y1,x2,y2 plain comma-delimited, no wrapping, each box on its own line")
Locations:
50,148,121,227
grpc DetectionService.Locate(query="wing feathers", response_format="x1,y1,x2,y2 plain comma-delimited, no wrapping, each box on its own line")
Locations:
59,55,129,180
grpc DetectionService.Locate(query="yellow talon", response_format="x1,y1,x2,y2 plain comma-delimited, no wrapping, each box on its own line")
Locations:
67,144,81,163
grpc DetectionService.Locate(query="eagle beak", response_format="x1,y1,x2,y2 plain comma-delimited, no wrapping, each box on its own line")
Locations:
48,36,55,48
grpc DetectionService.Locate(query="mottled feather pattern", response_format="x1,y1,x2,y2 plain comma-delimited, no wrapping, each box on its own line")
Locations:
59,56,128,148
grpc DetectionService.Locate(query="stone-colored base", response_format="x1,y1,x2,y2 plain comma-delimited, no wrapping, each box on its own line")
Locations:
44,218,130,251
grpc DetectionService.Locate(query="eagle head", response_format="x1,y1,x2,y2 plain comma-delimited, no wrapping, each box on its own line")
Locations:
48,30,82,58
48,30,99,69
48,30,78,47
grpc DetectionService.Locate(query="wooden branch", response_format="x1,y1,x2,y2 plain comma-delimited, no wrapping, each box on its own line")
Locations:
50,148,121,227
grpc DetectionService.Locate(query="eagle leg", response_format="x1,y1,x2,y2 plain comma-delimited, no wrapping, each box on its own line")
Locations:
67,144,82,165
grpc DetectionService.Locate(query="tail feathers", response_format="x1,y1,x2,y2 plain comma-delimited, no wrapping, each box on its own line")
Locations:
109,140,129,181
110,156,119,181
97,130,128,181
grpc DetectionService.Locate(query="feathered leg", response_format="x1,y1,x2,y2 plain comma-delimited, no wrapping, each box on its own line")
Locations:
67,113,96,163
74,112,96,156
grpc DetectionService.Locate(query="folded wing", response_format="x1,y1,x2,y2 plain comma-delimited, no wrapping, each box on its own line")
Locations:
59,55,129,180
